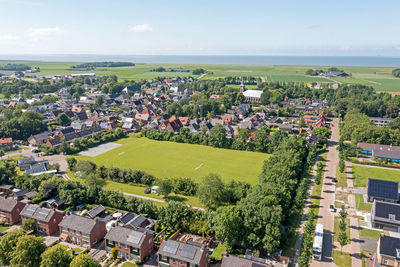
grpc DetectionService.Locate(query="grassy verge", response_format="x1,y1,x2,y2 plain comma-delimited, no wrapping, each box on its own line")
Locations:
333,250,352,267
361,250,374,267
121,262,137,267
336,166,347,188
0,226,10,233
360,228,382,240
355,194,372,212
334,216,351,245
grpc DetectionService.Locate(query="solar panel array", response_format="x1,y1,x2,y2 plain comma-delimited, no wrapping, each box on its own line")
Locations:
163,240,179,255
180,244,197,260
126,231,143,245
36,208,50,220
24,205,38,217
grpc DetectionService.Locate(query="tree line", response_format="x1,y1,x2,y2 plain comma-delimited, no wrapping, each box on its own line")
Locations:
70,62,135,70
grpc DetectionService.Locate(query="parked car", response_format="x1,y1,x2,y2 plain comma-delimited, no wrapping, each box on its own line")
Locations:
332,178,338,183
329,205,336,212
30,148,40,153
144,188,151,194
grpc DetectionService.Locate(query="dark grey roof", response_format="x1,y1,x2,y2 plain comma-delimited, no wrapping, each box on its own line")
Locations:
59,214,97,233
0,196,18,212
86,205,105,219
13,188,29,197
374,201,400,221
379,235,400,259
105,226,148,248
25,164,47,174
20,204,59,222
119,212,135,225
126,215,148,228
367,179,398,200
158,240,207,265
221,254,272,267
18,157,36,165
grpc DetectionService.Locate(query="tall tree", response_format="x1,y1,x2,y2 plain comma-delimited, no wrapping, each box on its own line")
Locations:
40,244,72,267
10,235,46,267
0,230,25,266
70,254,100,267
197,174,225,209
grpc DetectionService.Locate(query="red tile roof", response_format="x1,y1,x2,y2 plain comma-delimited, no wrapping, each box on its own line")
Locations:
0,138,12,144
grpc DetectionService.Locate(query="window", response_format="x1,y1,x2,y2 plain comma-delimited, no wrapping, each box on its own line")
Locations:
118,242,120,247
383,258,388,264
389,214,395,221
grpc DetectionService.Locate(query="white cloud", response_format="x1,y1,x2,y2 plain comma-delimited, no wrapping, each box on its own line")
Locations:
130,24,153,33
28,27,65,39
0,35,18,41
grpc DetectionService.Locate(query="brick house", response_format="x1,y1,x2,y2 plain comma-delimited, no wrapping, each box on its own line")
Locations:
371,201,400,232
20,204,64,235
0,138,13,151
105,226,153,262
59,214,106,248
367,178,399,203
0,197,26,225
158,239,209,267
375,235,400,266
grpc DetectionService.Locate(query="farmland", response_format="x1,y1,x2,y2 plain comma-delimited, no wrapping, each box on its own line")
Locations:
3,60,400,92
73,135,269,185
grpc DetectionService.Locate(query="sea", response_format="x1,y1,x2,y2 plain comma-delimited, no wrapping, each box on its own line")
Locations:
0,54,400,67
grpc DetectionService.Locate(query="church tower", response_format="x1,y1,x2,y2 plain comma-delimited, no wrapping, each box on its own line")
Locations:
239,77,246,93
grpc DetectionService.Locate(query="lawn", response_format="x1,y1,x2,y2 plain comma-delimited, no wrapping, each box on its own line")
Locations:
352,165,400,188
73,136,269,184
211,244,228,260
333,250,352,267
355,194,372,212
336,166,348,188
121,262,136,267
359,228,382,240
334,216,351,245
0,226,10,233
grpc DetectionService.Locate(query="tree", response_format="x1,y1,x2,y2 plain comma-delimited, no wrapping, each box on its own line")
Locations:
0,230,25,265
40,244,72,267
70,254,100,267
197,174,225,209
312,127,331,145
21,218,37,232
157,178,173,198
66,157,77,171
212,205,243,249
158,201,193,230
76,160,97,176
111,247,117,260
339,158,345,173
208,125,227,148
96,95,105,107
56,113,72,126
10,235,46,266
338,205,348,251
0,149,4,160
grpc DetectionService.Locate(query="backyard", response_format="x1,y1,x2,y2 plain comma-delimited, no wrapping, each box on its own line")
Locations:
352,165,400,188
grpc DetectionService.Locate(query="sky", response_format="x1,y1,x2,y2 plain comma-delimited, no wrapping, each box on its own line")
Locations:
0,0,399,56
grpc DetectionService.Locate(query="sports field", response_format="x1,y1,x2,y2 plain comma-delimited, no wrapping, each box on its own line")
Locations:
73,136,268,185
352,165,400,188
4,60,400,92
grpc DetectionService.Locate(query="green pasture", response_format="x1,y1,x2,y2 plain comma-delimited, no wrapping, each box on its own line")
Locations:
352,165,400,188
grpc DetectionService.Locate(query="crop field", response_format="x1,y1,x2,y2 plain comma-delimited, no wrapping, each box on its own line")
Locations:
73,136,269,185
2,60,400,91
352,165,400,188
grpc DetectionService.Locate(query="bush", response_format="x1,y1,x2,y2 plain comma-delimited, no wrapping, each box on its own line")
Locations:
111,248,117,260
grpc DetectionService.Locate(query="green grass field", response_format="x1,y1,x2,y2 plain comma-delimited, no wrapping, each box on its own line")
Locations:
355,194,372,212
359,228,382,240
4,60,400,91
333,251,352,267
74,136,269,184
352,165,400,188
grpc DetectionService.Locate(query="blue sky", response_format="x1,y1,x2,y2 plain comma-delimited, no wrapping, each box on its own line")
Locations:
0,0,399,56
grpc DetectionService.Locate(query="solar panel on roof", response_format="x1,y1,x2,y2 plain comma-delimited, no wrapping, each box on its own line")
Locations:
163,240,179,255
126,231,143,245
24,205,38,216
180,244,197,260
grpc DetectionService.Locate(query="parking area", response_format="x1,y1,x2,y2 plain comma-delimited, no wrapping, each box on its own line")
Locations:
78,142,121,157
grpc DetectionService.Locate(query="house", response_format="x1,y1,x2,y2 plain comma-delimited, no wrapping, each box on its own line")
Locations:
28,131,52,146
0,197,26,225
59,215,106,248
0,138,13,150
221,254,289,267
17,157,38,171
58,88,71,99
105,226,153,262
86,205,106,219
370,117,394,127
358,143,400,163
371,201,400,232
20,204,64,235
367,179,399,203
45,198,64,209
375,235,400,267
158,239,209,267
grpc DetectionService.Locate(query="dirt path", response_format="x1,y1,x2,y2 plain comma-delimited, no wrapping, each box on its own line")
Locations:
311,118,339,267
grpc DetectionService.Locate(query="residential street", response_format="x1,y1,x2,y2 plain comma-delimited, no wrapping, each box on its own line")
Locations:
311,118,339,267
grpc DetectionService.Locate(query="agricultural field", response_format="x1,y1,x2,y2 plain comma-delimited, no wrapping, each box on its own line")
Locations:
3,60,400,92
73,136,269,185
352,165,400,188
